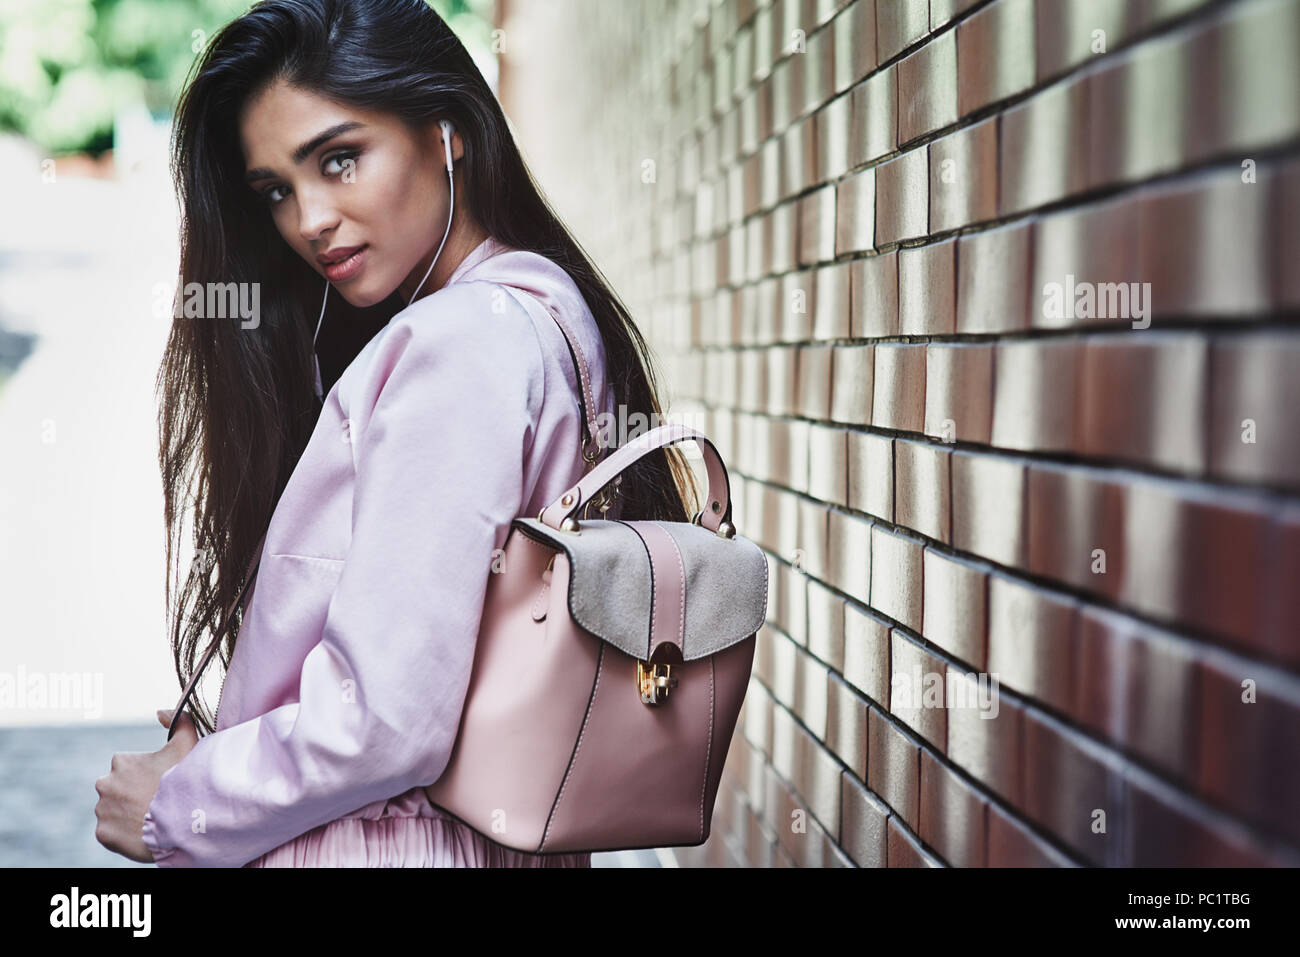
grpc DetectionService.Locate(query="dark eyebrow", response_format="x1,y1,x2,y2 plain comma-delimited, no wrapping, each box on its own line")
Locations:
244,121,365,183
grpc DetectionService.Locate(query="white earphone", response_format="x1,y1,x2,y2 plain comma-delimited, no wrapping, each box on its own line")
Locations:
311,118,458,401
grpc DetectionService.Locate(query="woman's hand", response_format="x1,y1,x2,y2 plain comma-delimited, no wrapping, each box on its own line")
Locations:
94,708,199,863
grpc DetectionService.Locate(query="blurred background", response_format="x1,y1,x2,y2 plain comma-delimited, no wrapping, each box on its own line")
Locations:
2,0,1298,870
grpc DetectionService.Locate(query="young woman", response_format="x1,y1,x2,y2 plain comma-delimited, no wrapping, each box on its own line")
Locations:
92,0,699,867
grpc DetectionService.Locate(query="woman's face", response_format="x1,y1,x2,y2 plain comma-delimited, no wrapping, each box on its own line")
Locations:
239,78,463,308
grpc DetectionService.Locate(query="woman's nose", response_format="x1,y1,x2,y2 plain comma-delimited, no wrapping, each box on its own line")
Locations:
296,187,341,244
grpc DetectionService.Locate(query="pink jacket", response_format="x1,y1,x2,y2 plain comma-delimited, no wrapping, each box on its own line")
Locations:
142,237,614,866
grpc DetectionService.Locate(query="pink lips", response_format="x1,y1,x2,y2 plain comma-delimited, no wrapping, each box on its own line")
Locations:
318,244,368,282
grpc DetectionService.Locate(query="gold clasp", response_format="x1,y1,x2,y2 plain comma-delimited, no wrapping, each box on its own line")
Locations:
636,660,678,705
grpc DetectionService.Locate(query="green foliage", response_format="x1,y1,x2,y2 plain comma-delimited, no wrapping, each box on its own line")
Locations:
0,0,495,156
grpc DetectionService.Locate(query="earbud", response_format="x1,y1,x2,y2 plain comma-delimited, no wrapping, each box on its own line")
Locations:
440,119,456,173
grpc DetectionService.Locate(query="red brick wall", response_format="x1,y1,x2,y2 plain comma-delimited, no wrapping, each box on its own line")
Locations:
498,0,1300,866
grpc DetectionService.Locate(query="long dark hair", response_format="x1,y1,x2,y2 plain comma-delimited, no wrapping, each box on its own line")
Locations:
157,0,701,734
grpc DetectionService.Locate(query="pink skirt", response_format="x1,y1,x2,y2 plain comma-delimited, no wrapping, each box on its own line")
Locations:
243,786,591,868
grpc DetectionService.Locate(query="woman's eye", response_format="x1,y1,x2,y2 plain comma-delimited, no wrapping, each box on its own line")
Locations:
322,150,360,177
262,184,289,206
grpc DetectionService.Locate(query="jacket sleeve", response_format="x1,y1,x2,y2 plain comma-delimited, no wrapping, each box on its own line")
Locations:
141,283,546,867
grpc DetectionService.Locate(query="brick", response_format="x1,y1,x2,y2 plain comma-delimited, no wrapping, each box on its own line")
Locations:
779,272,814,342
766,761,817,864
922,548,988,668
850,251,898,338
747,280,773,345
1078,333,1208,475
870,526,925,632
1087,32,1188,188
1208,334,1300,487
890,631,946,749
871,344,927,432
840,771,889,866
793,725,843,837
898,239,956,336
930,0,980,31
849,63,897,166
802,19,836,117
796,344,833,420
1197,647,1300,844
1032,194,1140,330
806,577,846,672
808,423,848,504
951,451,1026,567
920,750,989,867
1278,158,1300,307
1074,605,1198,783
767,418,812,490
956,0,1036,117
929,115,998,232
1022,707,1127,866
843,604,892,706
1025,462,1126,598
874,147,928,246
1188,0,1300,163
1137,169,1273,320
1262,505,1300,668
1121,478,1272,653
826,508,872,602
847,431,894,520
887,817,941,866
743,682,774,758
946,666,1022,805
1035,0,1129,82
956,221,1031,333
991,338,1083,452
769,201,799,272
987,574,1076,714
813,261,851,340
799,184,837,265
894,439,951,543
897,29,957,146
923,344,994,445
1128,0,1217,33
759,137,782,210
827,673,868,779
740,349,765,412
771,49,804,133
999,74,1089,214
770,631,801,713
796,650,830,741
868,707,921,829
795,493,830,581
753,2,777,80
1125,763,1296,867
988,802,1077,867
835,166,874,256
781,117,817,201
833,0,877,93
876,0,930,63
830,344,874,425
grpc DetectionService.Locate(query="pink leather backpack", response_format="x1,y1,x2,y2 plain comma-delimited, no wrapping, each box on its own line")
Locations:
167,282,769,857
422,284,769,854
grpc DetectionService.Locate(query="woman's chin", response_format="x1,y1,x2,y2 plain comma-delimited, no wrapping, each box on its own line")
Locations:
334,281,390,310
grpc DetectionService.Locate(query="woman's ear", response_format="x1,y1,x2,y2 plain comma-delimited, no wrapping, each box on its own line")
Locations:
427,119,457,168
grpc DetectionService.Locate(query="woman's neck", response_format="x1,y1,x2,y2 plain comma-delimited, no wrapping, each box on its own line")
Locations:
400,218,491,304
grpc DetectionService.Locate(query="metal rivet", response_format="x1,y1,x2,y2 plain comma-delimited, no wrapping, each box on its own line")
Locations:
711,500,721,512
561,492,575,507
